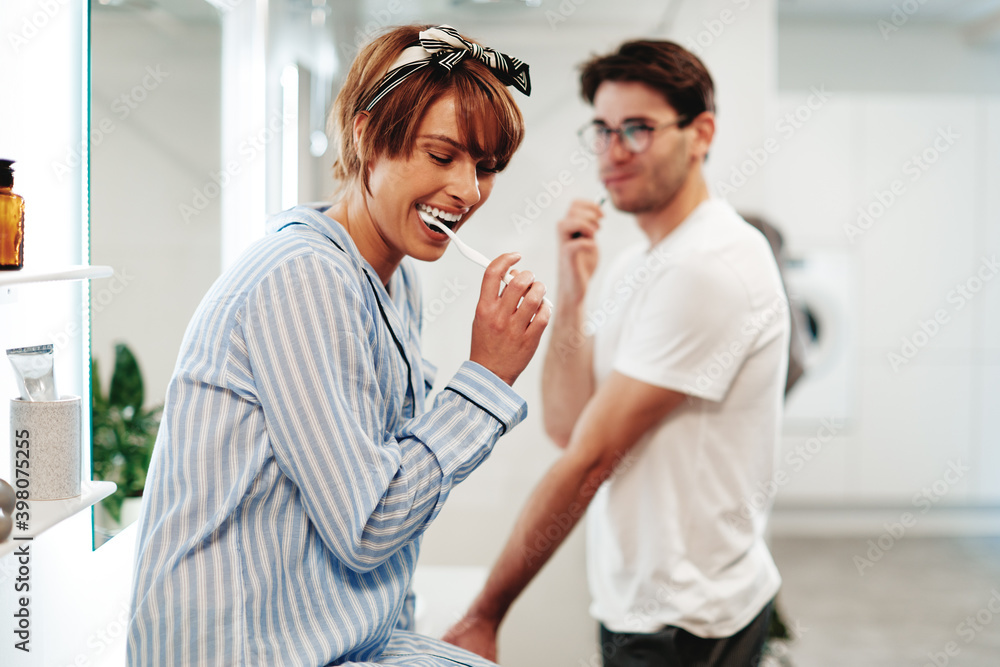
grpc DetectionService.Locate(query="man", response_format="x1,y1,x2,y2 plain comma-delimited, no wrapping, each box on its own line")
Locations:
444,40,790,666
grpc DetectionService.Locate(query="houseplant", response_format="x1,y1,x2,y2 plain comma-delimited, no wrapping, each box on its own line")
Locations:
91,343,162,528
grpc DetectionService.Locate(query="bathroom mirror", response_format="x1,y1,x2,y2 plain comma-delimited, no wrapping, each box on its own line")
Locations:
89,0,223,545
88,0,339,546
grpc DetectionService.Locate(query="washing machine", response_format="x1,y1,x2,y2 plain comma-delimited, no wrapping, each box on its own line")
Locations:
781,250,858,431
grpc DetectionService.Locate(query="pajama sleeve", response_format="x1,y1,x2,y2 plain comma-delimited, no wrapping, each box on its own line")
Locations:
243,253,525,573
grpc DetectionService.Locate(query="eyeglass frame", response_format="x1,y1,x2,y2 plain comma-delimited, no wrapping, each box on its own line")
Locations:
577,116,691,155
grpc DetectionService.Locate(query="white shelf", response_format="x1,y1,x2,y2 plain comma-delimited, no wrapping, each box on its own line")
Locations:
0,264,113,287
0,480,116,558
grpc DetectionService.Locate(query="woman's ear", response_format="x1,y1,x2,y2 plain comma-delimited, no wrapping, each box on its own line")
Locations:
352,112,370,156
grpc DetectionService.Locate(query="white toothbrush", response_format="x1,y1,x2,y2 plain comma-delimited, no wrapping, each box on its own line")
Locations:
418,210,553,309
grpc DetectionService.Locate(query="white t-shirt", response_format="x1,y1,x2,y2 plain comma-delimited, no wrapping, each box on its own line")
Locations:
587,199,789,638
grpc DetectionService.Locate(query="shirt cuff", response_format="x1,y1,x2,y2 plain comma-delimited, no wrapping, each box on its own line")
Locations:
445,360,528,435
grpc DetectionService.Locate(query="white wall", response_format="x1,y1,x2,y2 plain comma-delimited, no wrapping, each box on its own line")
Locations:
779,17,1000,96
766,18,1000,530
767,92,997,506
90,11,222,410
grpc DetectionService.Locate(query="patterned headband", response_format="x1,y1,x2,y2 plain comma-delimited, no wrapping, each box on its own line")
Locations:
363,25,531,111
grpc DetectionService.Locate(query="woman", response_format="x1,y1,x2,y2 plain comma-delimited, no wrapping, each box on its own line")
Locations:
127,25,547,667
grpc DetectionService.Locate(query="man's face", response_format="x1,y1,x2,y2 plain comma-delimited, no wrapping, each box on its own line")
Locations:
592,80,695,215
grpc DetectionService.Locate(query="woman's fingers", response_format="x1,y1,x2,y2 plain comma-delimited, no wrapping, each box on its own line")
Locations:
479,252,522,302
502,272,548,327
471,255,550,386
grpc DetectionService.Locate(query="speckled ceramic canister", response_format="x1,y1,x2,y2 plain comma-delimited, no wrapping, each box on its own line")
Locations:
10,396,81,500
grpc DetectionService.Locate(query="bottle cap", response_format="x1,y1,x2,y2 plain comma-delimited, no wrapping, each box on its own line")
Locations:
0,160,14,189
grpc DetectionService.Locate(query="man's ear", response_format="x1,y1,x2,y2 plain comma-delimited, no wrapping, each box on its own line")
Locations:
352,111,370,156
688,111,716,163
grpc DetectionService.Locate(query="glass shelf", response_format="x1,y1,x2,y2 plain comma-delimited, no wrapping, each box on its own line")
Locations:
0,480,116,558
0,264,113,287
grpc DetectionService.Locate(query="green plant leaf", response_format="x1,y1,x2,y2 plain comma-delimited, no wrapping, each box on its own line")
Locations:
100,494,124,524
109,343,144,411
768,602,791,640
91,358,105,408
91,343,162,529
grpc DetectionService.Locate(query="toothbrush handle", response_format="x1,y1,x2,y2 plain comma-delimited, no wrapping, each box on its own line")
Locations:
468,247,553,309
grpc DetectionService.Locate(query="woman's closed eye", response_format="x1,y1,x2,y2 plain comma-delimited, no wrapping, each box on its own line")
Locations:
428,152,499,175
477,161,500,175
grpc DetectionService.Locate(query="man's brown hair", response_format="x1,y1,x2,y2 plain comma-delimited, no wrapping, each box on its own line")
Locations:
329,25,525,195
579,40,715,125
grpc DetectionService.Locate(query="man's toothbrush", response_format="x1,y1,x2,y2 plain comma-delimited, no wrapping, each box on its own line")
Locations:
570,195,607,239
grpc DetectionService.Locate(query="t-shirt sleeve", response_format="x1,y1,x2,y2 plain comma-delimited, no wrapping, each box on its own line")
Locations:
613,256,756,402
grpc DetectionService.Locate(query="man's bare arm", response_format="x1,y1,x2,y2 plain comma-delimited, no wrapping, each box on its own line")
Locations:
540,300,595,448
540,199,603,447
443,371,686,660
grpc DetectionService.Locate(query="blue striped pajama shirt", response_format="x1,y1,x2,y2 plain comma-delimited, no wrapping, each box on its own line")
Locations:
127,205,525,666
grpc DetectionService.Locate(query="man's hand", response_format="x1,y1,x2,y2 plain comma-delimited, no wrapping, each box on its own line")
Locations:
556,199,602,306
442,613,499,662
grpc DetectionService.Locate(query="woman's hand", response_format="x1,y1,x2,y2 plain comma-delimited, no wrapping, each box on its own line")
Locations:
442,613,499,662
556,199,602,307
470,252,550,386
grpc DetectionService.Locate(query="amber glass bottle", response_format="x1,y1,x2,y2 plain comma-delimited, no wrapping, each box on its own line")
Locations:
0,159,25,270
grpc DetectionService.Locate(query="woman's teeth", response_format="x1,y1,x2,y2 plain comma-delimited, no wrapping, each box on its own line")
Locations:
417,203,462,229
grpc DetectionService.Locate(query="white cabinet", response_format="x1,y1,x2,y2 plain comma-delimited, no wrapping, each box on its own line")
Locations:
768,92,997,508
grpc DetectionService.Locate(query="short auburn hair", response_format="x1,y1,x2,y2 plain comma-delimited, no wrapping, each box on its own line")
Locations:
329,25,525,195
579,40,715,126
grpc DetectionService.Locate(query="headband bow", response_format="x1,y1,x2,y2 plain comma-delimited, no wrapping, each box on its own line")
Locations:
364,25,531,111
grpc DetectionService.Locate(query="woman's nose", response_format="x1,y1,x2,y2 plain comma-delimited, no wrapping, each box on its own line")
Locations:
447,160,481,207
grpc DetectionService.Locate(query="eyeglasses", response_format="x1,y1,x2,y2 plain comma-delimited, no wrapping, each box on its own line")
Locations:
577,118,688,155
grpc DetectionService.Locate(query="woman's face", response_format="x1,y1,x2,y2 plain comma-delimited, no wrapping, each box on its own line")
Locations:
363,91,499,263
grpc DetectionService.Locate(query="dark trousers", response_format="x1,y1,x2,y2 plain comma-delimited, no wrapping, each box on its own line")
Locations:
600,599,774,667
